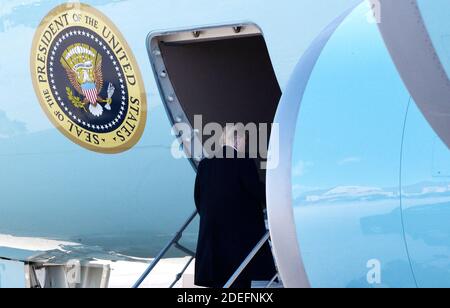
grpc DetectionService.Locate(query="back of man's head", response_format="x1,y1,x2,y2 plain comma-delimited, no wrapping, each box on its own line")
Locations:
220,125,246,154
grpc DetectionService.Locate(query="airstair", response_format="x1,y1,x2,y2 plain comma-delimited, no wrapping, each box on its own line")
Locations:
132,210,282,288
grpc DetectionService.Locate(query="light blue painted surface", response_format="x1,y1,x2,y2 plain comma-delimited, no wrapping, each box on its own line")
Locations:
0,247,41,262
401,100,450,288
0,0,450,288
0,0,360,258
0,259,25,288
290,4,416,287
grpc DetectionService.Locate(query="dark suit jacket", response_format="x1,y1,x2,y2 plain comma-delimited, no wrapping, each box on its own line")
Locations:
194,147,276,288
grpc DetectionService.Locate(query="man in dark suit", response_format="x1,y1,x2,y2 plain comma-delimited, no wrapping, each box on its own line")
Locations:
194,126,276,288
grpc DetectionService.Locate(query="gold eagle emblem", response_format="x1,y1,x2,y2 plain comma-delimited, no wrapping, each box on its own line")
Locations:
61,43,115,117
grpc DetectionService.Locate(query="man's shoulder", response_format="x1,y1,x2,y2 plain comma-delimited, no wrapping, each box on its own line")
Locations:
197,155,239,169
197,157,215,169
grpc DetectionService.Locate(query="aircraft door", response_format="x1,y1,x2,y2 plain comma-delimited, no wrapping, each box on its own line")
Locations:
147,23,281,175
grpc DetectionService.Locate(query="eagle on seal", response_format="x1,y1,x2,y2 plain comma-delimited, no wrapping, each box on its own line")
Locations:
61,43,114,117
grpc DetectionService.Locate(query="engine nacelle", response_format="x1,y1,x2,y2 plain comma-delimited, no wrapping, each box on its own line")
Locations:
267,1,450,288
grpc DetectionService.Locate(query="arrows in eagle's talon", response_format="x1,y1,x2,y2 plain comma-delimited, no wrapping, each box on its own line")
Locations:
107,82,115,99
102,83,115,111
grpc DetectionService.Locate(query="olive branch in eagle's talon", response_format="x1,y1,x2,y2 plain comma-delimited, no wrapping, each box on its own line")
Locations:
66,87,88,112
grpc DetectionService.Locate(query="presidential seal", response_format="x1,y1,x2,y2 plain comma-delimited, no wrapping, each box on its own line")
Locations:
31,3,147,153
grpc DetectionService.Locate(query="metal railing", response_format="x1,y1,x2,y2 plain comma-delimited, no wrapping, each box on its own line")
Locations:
132,210,198,288
133,212,279,289
223,231,270,288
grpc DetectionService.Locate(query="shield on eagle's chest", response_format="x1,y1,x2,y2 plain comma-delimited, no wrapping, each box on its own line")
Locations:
81,82,98,105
